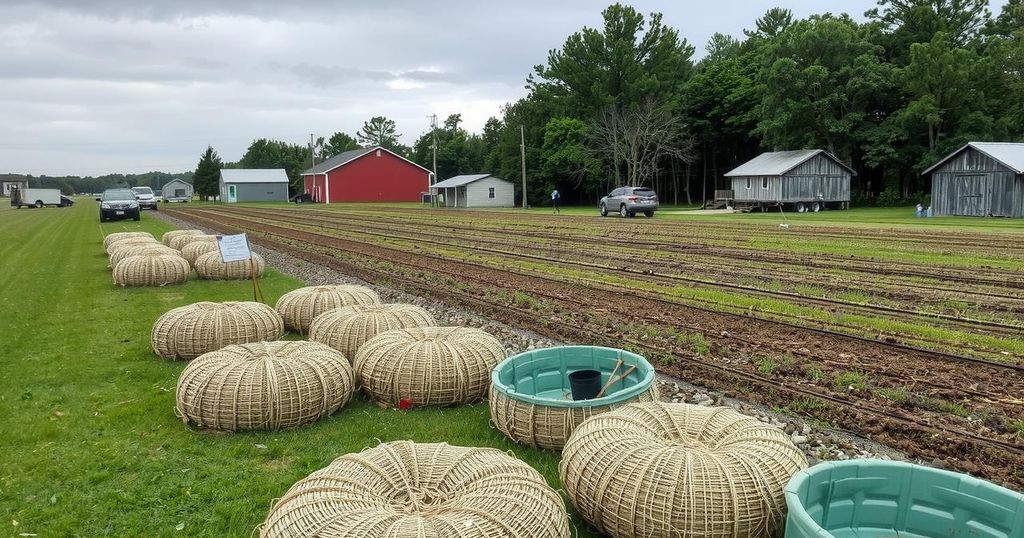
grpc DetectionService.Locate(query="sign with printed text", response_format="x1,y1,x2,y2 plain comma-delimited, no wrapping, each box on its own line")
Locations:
216,233,252,263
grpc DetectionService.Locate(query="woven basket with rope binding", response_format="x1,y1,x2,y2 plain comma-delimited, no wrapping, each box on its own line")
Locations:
103,231,155,250
151,301,285,360
559,402,808,538
113,252,190,287
161,229,204,247
175,340,354,431
274,285,380,334
308,303,436,361
259,441,571,538
181,241,220,266
194,251,265,280
108,244,179,269
355,326,506,407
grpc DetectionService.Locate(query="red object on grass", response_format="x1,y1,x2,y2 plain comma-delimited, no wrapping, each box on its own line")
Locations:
399,399,413,410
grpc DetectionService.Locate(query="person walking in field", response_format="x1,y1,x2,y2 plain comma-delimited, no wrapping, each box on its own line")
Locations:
551,188,561,214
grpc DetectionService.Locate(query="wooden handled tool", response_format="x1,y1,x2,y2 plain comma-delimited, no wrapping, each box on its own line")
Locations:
596,364,637,398
596,359,624,398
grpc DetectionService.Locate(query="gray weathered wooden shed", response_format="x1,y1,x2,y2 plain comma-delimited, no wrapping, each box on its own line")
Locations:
723,149,855,212
429,174,515,208
219,169,289,203
923,142,1024,218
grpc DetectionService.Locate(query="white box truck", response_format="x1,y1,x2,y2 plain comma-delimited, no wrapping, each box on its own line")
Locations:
10,187,65,208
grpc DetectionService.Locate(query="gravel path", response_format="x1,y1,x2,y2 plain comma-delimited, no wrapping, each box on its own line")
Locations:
156,211,908,466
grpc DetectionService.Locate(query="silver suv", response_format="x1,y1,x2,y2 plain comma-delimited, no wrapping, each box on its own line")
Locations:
600,186,658,218
131,186,158,211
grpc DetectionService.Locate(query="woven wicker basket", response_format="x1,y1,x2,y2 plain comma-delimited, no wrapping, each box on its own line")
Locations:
355,326,506,407
181,241,220,266
275,285,380,334
103,231,155,250
260,441,571,538
106,236,161,256
152,301,285,360
308,303,436,360
489,347,659,451
113,252,191,287
169,233,217,251
161,229,204,246
560,402,808,538
109,244,179,269
195,251,265,280
176,341,354,431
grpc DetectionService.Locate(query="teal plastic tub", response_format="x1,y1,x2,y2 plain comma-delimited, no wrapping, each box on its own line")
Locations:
488,346,658,450
785,460,1024,538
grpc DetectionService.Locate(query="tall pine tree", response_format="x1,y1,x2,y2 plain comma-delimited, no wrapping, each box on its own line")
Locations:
193,146,222,201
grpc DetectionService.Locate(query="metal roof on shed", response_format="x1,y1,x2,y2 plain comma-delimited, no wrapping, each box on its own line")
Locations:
301,146,433,175
302,147,375,175
220,169,289,183
922,142,1024,175
724,149,855,177
430,174,496,189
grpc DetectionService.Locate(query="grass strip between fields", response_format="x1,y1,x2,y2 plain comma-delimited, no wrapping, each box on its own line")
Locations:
0,203,597,537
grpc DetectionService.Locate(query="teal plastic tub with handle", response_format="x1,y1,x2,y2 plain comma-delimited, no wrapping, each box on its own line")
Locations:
785,459,1024,537
488,346,658,450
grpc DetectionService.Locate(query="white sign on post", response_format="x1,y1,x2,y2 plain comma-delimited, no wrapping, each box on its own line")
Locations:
216,233,252,263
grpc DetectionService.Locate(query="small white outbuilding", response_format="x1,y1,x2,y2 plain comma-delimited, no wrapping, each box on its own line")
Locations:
429,174,515,208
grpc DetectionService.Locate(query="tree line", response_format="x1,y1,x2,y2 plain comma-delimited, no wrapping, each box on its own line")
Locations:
193,0,1024,206
2,171,193,195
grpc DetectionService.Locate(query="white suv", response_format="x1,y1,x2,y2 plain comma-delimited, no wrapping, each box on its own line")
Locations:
131,186,159,211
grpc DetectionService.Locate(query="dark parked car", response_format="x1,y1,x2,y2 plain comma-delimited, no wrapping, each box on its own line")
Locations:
59,195,74,207
599,186,659,218
97,189,141,222
291,192,313,204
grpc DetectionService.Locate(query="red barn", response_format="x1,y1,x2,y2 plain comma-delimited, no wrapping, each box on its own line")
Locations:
301,146,432,203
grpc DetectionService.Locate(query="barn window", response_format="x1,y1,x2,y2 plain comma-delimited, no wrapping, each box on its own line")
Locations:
746,178,751,190
488,187,495,199
762,177,769,189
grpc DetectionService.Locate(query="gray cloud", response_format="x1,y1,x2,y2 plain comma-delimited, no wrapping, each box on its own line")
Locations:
0,0,1000,176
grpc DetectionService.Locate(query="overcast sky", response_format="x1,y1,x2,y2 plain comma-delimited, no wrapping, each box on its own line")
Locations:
0,0,1002,176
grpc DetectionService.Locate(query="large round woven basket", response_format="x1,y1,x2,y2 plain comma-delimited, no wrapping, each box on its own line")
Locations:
181,240,220,266
560,402,808,538
260,441,571,538
106,236,161,256
275,285,380,334
109,244,179,269
355,326,506,408
169,233,216,251
103,231,155,250
195,251,265,280
308,303,436,360
113,252,191,287
490,346,659,450
175,341,354,431
161,229,204,246
152,301,285,360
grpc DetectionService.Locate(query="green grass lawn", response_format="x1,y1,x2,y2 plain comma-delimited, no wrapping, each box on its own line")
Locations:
0,202,593,536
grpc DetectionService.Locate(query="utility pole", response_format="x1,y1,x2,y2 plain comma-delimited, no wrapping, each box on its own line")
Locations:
520,125,527,209
427,114,438,207
309,133,317,203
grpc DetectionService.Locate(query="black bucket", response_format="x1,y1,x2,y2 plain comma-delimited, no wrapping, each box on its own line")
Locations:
568,369,602,400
